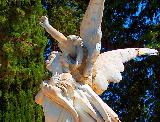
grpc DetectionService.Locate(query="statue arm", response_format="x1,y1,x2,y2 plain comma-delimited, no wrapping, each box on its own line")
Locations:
44,24,67,44
40,16,67,44
40,16,74,55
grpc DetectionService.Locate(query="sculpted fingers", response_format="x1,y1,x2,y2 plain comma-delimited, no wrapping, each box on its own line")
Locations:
39,16,49,27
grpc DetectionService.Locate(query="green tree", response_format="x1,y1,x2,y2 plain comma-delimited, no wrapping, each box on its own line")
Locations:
44,0,85,44
0,0,46,121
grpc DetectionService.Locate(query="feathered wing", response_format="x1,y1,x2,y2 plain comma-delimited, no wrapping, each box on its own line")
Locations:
92,48,158,94
79,0,106,77
80,0,105,48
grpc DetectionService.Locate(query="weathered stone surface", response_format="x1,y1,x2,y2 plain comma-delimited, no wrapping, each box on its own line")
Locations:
36,0,158,121
92,48,158,94
35,75,120,122
80,0,105,78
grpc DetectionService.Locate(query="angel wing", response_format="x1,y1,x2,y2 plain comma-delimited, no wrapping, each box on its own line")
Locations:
80,0,106,77
80,0,105,45
92,48,158,94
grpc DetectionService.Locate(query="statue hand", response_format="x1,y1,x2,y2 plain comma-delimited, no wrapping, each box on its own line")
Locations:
58,73,75,98
60,80,75,97
39,16,49,28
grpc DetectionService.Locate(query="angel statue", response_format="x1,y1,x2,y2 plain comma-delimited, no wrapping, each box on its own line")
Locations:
35,0,158,122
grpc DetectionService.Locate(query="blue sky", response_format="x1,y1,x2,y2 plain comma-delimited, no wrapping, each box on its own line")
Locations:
123,0,160,28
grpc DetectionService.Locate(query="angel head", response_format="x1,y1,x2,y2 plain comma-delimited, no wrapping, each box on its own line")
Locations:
67,35,83,47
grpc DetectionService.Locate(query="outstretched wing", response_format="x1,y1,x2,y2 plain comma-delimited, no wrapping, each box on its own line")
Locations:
92,48,158,94
80,0,105,47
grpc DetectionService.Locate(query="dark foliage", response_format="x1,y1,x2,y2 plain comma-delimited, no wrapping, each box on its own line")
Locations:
0,0,160,121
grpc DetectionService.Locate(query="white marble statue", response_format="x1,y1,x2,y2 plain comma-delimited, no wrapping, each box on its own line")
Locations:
35,0,158,122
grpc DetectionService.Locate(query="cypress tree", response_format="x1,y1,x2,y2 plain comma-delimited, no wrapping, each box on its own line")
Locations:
0,0,46,121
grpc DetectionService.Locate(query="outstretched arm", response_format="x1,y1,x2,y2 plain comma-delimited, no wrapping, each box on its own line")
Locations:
40,16,75,55
40,16,67,44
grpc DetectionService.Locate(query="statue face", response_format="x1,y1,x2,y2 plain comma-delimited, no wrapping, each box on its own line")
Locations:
67,35,83,46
